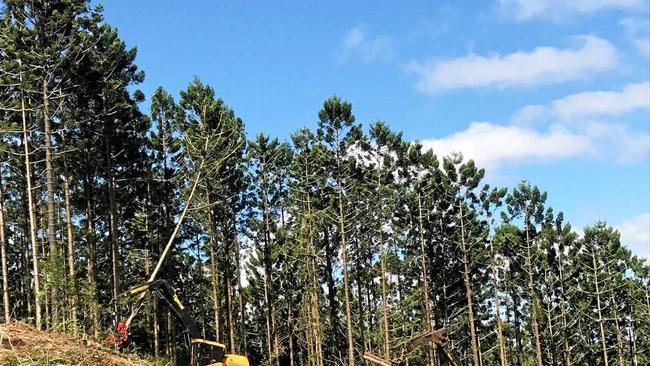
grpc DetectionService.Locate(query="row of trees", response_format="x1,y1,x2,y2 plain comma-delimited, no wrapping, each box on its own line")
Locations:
1,1,648,365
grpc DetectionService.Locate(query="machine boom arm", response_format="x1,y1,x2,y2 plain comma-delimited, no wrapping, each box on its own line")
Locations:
127,279,202,339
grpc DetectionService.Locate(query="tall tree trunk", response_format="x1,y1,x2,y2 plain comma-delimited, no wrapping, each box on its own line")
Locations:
262,187,279,365
56,199,67,327
489,236,507,366
417,193,435,366
40,207,50,329
459,203,480,366
141,180,155,352
210,238,221,342
153,296,160,357
42,79,59,326
85,173,99,337
0,174,9,323
610,295,625,366
143,239,153,354
629,321,638,366
592,252,609,366
105,131,120,322
544,294,555,365
235,235,247,354
263,249,273,361
101,91,120,324
167,312,176,363
512,288,523,366
379,229,390,360
438,218,450,326
221,223,236,350
60,119,78,334
288,301,295,366
226,266,236,351
305,179,323,366
323,227,337,334
21,209,32,318
268,244,279,365
143,237,151,351
354,237,366,351
338,187,355,366
302,299,315,366
524,218,543,366
21,80,42,330
156,106,169,356
364,255,375,353
557,252,571,366
63,165,77,331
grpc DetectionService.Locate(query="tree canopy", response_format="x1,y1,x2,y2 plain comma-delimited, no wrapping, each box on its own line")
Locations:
0,2,648,366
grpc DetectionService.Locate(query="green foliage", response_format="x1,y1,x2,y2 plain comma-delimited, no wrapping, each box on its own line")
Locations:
0,2,647,366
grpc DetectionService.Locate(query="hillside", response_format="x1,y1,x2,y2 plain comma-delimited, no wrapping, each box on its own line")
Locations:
0,323,160,366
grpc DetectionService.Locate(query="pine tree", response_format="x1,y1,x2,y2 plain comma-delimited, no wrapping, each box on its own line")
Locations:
365,121,404,359
1,4,649,364
247,133,292,365
148,86,182,356
442,155,486,366
316,96,363,366
503,181,547,366
289,128,325,366
178,77,246,352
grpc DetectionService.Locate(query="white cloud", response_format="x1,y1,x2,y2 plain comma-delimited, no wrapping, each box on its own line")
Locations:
621,17,650,57
617,213,650,258
512,82,650,124
339,25,394,63
509,83,650,163
420,122,594,169
409,36,618,92
583,121,650,163
499,0,646,21
420,82,650,171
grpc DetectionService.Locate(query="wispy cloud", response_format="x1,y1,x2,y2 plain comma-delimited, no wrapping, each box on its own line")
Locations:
621,17,650,57
499,0,646,21
585,121,650,163
420,82,650,170
617,212,650,258
409,36,618,92
338,25,394,63
510,82,650,164
512,81,650,124
420,122,594,169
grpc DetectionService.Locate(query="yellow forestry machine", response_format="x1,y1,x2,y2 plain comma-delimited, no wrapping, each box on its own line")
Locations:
116,279,249,366
362,327,461,366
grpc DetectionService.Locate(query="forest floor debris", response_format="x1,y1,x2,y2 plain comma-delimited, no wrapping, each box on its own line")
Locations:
0,322,161,366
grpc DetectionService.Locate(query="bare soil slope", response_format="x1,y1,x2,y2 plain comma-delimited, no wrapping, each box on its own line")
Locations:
0,323,159,366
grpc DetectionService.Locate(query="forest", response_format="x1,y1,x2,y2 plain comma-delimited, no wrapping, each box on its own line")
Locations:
0,1,648,366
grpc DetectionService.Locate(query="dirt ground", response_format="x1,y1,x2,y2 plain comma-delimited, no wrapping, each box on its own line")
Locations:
0,322,160,366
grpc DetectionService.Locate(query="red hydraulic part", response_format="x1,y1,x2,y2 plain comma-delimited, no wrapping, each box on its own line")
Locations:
116,320,129,345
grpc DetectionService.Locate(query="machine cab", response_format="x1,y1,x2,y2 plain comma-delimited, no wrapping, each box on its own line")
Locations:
189,339,250,366
190,339,225,366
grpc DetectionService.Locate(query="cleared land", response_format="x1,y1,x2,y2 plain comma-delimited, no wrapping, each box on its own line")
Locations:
0,323,159,366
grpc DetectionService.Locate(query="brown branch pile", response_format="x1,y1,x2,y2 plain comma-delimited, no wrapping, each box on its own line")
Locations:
0,322,161,366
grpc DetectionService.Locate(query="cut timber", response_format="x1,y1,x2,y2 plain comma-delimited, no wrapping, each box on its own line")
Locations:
362,352,393,366
363,327,461,366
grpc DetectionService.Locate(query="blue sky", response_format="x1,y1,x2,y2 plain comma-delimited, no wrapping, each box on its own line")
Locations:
100,0,650,257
